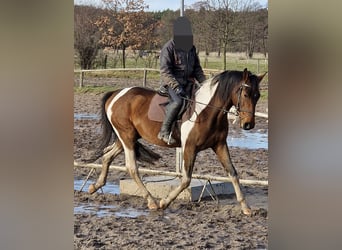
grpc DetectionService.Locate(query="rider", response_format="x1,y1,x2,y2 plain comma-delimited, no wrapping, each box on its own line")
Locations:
158,16,206,145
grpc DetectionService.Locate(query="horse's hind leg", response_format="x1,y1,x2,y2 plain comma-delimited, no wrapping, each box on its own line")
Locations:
124,148,159,210
88,141,123,194
213,143,252,216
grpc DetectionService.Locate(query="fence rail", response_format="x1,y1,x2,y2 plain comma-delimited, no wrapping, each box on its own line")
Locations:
74,67,267,88
74,67,268,120
74,161,268,186
74,67,227,88
74,67,160,87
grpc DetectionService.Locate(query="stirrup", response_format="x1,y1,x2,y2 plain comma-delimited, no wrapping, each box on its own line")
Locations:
158,132,176,145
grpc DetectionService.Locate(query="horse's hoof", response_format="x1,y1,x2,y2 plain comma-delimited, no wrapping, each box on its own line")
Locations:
242,207,252,216
147,200,159,210
159,199,168,210
88,184,97,194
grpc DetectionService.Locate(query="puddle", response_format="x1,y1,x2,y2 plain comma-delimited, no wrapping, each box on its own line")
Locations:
74,203,149,218
74,113,99,120
227,129,268,149
74,179,120,195
114,208,149,218
74,179,149,218
74,204,117,217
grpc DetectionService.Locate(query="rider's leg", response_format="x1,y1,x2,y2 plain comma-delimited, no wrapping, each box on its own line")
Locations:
158,88,182,145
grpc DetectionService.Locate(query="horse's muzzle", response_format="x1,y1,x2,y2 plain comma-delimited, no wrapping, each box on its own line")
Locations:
242,122,254,130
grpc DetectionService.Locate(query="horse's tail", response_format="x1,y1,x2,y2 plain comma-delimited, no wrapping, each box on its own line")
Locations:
83,90,161,164
135,141,161,164
82,91,117,163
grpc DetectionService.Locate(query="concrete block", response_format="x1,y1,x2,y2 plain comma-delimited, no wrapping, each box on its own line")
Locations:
120,175,234,201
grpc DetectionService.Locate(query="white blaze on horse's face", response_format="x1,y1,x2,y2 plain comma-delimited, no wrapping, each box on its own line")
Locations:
238,83,256,130
237,71,265,130
235,69,263,130
181,79,219,145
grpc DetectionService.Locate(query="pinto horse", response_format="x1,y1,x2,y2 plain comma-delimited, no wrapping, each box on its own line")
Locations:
87,68,266,215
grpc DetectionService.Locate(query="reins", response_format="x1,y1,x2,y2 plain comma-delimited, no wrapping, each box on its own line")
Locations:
181,81,254,117
181,96,233,115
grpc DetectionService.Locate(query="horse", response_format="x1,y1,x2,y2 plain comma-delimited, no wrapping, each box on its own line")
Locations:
86,68,266,215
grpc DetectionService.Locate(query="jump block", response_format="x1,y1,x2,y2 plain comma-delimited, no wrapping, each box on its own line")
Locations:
120,175,234,201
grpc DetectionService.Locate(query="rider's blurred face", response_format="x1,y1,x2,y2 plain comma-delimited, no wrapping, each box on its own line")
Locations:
174,35,193,52
173,16,193,52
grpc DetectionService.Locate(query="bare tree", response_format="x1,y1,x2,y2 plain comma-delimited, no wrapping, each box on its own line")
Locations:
74,5,102,69
186,6,217,68
206,0,267,67
206,0,241,70
238,2,267,58
262,23,268,57
157,10,178,47
191,9,208,54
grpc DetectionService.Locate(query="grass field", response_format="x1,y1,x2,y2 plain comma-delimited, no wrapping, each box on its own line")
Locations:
74,51,268,74
74,51,268,99
74,85,268,101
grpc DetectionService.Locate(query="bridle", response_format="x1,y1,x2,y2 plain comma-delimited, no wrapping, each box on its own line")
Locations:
235,82,254,116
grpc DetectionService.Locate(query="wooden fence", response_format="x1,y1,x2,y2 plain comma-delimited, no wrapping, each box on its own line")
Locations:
74,68,160,88
74,67,227,88
74,162,268,186
74,66,267,88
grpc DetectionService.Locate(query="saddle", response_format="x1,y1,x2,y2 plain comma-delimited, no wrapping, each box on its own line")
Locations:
147,91,194,123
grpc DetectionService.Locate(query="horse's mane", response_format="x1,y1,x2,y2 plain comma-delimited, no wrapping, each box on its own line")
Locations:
210,70,246,103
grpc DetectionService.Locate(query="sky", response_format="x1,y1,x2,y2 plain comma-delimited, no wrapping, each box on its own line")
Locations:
75,0,268,11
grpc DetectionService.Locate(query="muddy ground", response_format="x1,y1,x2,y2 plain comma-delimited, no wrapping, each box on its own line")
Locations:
74,77,268,249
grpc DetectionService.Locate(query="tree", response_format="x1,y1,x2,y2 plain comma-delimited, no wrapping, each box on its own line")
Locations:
186,4,221,68
262,23,268,57
156,9,178,46
206,0,267,68
74,5,102,69
238,3,267,58
96,0,159,68
206,0,243,70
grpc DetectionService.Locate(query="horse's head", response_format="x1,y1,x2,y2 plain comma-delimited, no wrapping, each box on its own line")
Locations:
234,68,267,130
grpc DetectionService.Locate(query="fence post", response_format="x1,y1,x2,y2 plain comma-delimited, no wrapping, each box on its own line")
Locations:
143,69,147,87
79,71,84,87
257,59,260,74
175,147,183,173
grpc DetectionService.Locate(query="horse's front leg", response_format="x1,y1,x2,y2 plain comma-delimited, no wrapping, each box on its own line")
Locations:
159,147,196,209
213,142,252,216
124,148,159,210
89,141,123,194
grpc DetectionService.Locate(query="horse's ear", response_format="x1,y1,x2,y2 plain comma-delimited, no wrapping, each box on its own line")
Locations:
243,68,249,81
257,71,268,83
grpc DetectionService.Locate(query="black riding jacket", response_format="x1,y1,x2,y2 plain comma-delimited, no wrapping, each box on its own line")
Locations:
160,39,206,94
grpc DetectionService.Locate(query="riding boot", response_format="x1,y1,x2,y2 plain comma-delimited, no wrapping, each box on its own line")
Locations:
158,104,180,145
